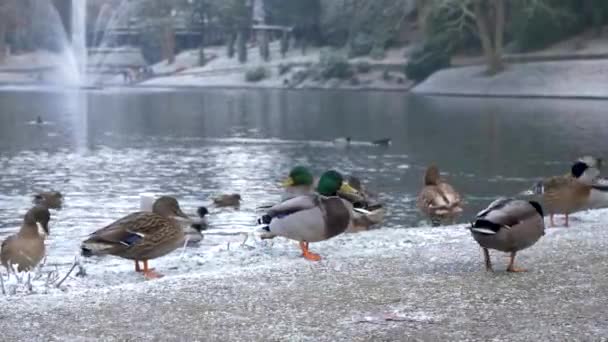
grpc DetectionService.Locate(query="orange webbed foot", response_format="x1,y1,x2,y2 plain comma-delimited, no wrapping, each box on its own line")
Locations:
506,266,528,273
299,241,322,262
143,269,164,279
302,251,322,261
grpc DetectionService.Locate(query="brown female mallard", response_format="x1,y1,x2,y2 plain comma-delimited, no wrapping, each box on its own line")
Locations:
341,175,385,232
213,193,241,207
417,165,463,226
470,198,545,272
81,196,191,279
1,206,51,272
530,161,599,227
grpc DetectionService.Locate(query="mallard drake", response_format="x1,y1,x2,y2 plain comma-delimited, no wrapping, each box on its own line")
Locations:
578,155,602,170
281,166,315,200
470,198,545,272
33,191,63,209
333,137,352,148
530,161,599,227
185,206,209,245
213,194,241,208
1,206,51,272
341,175,385,231
81,196,191,279
258,170,358,261
417,165,463,226
281,168,385,231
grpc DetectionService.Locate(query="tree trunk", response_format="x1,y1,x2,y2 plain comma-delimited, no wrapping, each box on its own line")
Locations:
259,30,269,61
280,30,288,58
237,30,247,63
198,22,206,66
166,26,175,64
415,0,429,34
493,0,505,67
227,32,236,58
0,18,7,63
473,0,503,74
161,24,175,64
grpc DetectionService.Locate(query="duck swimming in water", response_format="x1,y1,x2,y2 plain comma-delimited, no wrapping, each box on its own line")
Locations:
417,165,463,226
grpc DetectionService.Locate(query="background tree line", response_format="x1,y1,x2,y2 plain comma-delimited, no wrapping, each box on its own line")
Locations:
1,0,608,78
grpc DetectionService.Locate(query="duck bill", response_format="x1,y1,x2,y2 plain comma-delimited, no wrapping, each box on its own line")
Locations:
339,182,359,196
171,207,193,224
281,177,295,187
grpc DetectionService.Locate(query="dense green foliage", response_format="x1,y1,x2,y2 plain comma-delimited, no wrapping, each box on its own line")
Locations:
245,66,269,82
318,49,353,79
405,37,451,82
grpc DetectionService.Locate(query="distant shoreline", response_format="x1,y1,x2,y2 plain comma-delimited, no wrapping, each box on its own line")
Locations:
0,80,411,93
412,58,608,100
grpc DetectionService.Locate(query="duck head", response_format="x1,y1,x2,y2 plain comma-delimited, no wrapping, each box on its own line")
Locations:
24,206,51,235
578,156,602,170
316,170,358,197
33,191,63,209
571,161,600,185
283,166,314,187
424,165,441,186
152,196,190,223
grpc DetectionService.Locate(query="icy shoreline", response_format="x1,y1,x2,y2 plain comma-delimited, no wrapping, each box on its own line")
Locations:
1,208,608,341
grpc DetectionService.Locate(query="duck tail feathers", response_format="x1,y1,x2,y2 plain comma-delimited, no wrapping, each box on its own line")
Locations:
80,242,113,257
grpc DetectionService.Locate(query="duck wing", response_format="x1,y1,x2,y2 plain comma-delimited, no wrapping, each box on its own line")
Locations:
83,212,171,247
267,194,320,218
474,198,540,233
437,182,461,207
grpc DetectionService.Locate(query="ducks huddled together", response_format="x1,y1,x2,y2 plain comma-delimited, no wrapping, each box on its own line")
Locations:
0,156,605,280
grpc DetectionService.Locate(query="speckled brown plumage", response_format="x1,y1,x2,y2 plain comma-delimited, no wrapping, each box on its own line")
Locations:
82,211,185,260
81,196,189,278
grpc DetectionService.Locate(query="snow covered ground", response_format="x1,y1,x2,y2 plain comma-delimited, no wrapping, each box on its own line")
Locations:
413,59,608,99
140,43,410,90
1,208,608,340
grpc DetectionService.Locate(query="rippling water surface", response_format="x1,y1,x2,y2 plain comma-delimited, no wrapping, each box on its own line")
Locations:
1,87,608,266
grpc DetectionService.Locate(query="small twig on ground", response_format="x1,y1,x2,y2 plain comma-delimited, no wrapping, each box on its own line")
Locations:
241,233,249,246
26,273,32,292
0,273,5,295
179,237,190,259
76,263,87,277
56,260,79,288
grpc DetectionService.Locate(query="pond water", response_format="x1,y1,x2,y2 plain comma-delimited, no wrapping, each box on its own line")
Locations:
0,87,607,267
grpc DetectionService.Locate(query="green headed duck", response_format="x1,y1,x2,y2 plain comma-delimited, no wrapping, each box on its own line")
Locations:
258,170,358,261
